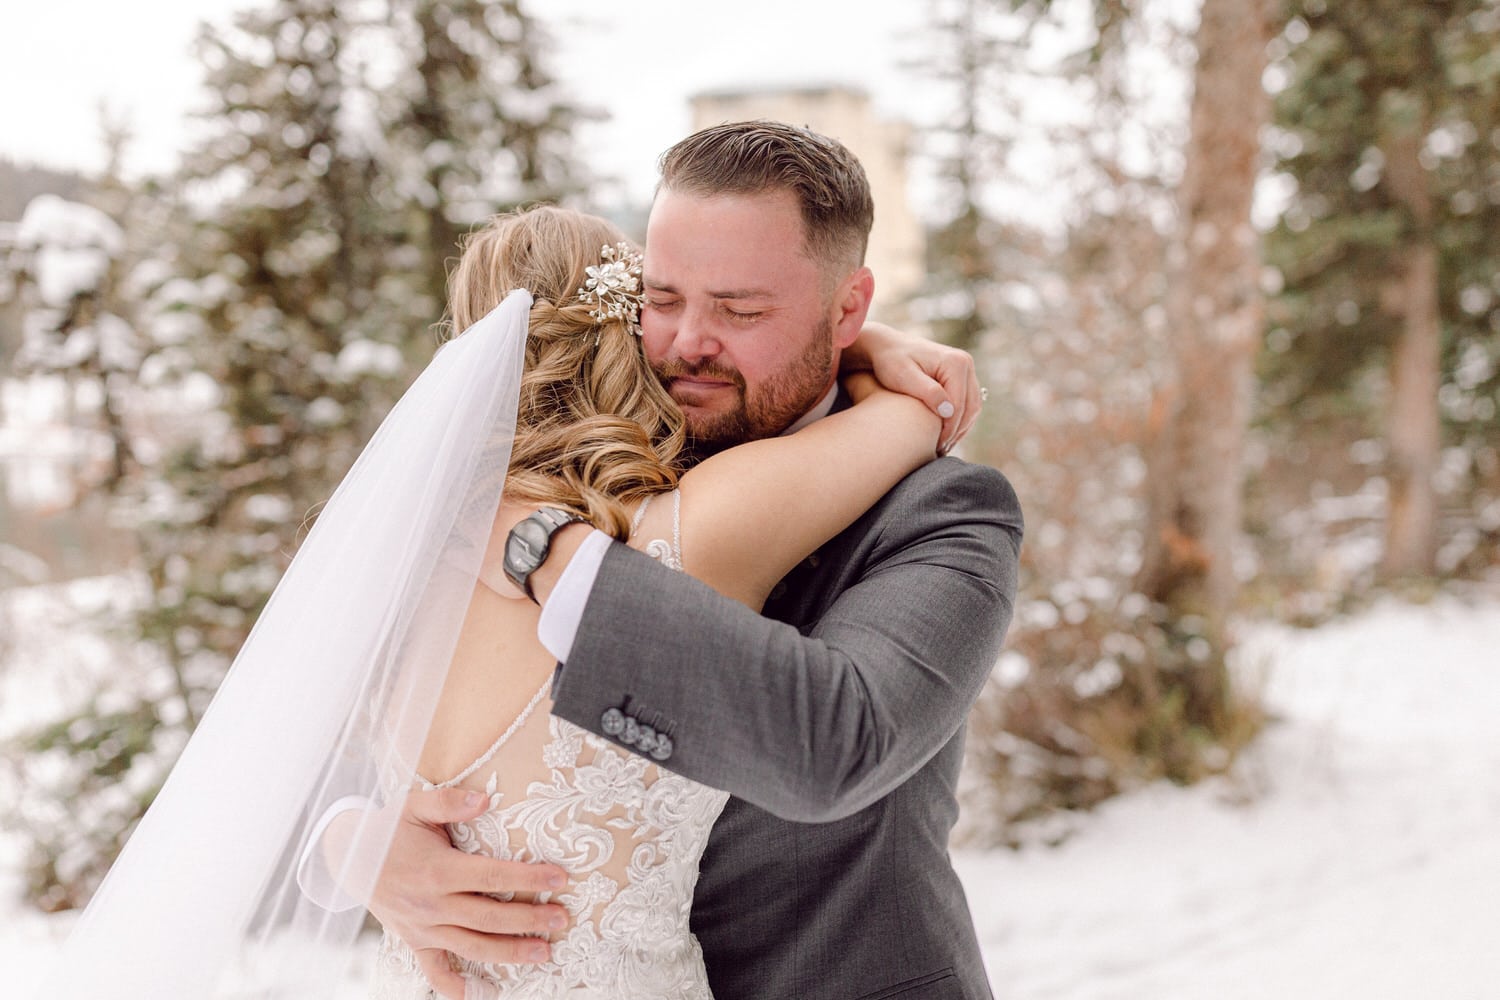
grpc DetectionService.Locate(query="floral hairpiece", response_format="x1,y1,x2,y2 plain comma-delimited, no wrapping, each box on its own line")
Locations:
578,242,645,335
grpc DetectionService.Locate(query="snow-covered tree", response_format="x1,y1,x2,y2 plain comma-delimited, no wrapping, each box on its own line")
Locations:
7,0,590,909
1263,0,1500,582
912,0,1272,845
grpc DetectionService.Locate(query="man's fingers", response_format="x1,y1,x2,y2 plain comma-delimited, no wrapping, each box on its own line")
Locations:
445,894,570,938
454,852,568,896
416,949,467,1000
404,787,489,826
437,925,553,966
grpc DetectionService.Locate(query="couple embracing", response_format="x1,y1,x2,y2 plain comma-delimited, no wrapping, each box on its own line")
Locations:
52,120,1021,1000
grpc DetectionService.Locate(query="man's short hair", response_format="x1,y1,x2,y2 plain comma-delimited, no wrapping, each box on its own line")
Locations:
658,120,875,279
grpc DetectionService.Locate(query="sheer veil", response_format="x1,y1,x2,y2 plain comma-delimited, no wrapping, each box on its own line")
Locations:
45,289,533,999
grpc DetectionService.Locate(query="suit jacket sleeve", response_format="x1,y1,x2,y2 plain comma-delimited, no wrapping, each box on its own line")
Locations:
549,460,1023,823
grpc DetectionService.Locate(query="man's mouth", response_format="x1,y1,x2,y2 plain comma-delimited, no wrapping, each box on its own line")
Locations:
670,376,736,393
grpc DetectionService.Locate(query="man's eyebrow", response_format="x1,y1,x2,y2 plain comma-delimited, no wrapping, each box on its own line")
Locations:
708,288,776,300
643,278,776,301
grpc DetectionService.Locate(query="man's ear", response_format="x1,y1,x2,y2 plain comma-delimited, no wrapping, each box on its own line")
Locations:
830,266,875,350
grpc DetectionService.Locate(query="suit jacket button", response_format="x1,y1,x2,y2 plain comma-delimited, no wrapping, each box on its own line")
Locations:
649,733,673,761
636,724,656,749
601,708,625,736
621,716,641,745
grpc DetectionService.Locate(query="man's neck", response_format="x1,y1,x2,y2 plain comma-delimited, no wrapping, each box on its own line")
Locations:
781,383,839,436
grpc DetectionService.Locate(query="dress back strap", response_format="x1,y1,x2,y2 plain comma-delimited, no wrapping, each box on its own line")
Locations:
669,488,682,566
415,677,551,788
630,494,654,535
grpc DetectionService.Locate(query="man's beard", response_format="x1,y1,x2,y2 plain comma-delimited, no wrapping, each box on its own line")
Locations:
654,318,835,457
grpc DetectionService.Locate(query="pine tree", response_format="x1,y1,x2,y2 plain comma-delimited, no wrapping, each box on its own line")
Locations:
918,0,1017,356
387,0,593,299
8,0,589,909
0,160,197,912
1264,0,1500,579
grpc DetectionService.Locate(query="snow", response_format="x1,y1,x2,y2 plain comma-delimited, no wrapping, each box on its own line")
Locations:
336,339,405,379
3,584,1498,997
14,195,125,309
955,592,1500,999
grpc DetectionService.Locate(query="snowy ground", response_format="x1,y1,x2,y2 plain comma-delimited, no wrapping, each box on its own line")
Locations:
4,581,1498,998
957,590,1500,999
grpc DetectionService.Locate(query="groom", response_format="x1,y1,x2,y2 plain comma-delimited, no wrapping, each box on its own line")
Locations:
376,121,1022,999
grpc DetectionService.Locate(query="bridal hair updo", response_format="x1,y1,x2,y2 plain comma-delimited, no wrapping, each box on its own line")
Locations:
446,204,686,539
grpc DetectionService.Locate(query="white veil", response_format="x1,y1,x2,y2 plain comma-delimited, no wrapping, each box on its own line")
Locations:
45,288,533,999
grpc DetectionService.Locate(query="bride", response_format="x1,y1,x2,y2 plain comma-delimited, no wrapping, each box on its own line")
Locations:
373,206,940,998
45,204,946,999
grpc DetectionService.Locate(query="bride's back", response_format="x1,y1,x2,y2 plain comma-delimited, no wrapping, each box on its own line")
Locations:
416,581,553,786
375,492,725,1000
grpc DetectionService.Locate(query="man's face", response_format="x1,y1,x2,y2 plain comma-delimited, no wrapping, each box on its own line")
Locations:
640,187,851,451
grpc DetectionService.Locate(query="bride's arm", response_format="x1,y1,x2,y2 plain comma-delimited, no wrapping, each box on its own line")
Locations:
842,320,984,455
678,373,940,609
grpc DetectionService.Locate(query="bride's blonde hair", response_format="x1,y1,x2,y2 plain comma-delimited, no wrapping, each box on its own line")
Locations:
445,205,685,539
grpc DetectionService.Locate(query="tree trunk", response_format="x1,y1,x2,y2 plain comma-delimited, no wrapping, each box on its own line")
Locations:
1138,0,1273,658
1378,103,1441,578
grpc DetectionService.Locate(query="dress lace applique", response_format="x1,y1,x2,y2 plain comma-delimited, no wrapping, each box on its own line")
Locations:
372,490,725,999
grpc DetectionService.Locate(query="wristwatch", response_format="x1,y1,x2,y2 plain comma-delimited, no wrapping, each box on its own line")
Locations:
503,507,586,603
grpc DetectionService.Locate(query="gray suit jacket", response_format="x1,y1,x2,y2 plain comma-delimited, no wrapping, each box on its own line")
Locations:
551,456,1022,999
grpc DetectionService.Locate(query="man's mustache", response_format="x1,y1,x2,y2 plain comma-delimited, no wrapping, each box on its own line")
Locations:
653,360,746,391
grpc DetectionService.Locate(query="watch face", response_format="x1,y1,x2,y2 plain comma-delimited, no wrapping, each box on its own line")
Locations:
505,517,551,576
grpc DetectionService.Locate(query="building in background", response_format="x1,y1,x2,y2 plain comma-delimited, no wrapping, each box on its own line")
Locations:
689,85,926,331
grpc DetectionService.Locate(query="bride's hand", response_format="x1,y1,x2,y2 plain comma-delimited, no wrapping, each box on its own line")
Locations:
843,320,983,455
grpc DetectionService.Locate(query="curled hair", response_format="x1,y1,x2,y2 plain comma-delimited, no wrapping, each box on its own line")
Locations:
658,119,874,278
445,205,685,539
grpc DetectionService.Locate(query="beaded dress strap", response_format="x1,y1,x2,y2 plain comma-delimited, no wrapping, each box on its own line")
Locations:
416,677,551,789
630,494,654,535
669,488,682,564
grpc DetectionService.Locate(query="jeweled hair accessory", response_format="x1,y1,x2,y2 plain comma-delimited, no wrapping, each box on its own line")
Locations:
578,242,645,335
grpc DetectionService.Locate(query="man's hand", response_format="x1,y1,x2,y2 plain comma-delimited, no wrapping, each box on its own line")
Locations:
844,321,984,455
368,788,572,999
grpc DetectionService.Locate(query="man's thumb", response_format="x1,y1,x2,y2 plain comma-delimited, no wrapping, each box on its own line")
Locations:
406,786,488,825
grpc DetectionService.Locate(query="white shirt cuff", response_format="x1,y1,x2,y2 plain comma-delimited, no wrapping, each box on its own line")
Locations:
537,528,612,663
296,795,375,913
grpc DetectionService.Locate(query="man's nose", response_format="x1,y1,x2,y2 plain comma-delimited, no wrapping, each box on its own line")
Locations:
673,306,721,364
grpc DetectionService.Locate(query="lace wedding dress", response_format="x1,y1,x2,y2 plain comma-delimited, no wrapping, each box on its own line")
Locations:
370,492,728,1000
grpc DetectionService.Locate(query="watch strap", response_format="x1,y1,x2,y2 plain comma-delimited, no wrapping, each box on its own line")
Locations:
505,507,586,603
